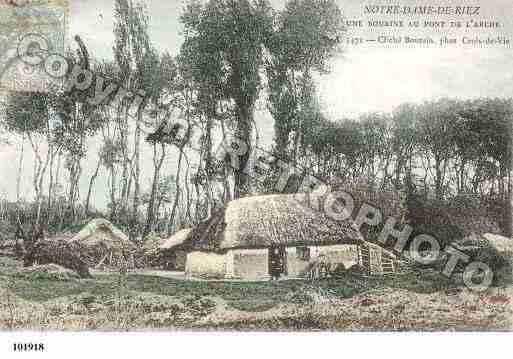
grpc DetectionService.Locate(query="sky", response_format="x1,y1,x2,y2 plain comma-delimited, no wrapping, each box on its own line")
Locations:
1,0,513,207
68,0,513,118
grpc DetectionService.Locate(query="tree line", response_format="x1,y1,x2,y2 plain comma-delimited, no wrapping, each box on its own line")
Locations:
0,0,511,242
292,98,512,201
0,0,346,240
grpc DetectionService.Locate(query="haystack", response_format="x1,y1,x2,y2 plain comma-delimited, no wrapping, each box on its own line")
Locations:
31,238,92,278
482,233,513,254
183,193,397,280
456,233,513,285
69,219,136,269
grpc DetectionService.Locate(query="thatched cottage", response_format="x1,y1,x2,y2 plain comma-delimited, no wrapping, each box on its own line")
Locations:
181,194,396,280
158,228,191,270
69,219,136,269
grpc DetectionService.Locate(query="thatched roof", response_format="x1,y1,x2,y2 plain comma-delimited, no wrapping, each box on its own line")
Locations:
182,193,364,252
69,219,135,250
159,229,192,250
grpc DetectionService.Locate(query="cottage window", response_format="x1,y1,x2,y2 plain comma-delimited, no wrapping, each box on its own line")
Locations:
296,246,311,261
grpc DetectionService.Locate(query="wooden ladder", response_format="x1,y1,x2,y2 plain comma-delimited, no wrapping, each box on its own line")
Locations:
359,245,371,275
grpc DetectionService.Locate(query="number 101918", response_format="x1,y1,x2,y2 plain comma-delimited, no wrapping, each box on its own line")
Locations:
13,343,45,352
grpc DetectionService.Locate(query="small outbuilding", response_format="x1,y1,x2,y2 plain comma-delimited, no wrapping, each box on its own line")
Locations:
181,194,397,280
158,228,191,270
69,219,136,269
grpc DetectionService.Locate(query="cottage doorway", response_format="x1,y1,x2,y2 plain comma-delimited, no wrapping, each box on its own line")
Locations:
268,246,287,279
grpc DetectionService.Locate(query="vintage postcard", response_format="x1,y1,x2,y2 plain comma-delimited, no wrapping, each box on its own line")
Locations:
0,0,512,349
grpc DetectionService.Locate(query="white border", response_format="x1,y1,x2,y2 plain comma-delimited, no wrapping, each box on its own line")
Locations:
0,332,512,359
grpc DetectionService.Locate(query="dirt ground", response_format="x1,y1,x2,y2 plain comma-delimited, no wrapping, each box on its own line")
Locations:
0,255,511,331
195,286,513,331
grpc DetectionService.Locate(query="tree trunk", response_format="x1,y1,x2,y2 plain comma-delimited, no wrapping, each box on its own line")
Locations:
109,166,117,222
184,156,192,224
143,143,166,239
131,111,142,239
85,156,102,215
234,105,252,199
68,158,82,223
46,150,55,215
168,147,184,236
505,168,512,238
434,158,443,200
504,117,513,237
16,136,25,203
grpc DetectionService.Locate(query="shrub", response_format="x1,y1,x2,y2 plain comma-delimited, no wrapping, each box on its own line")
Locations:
182,295,217,317
330,263,347,278
454,236,513,285
15,264,81,281
0,220,15,243
347,264,366,275
285,285,341,305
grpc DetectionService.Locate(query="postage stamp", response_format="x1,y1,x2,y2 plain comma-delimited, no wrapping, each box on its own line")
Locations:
0,0,67,92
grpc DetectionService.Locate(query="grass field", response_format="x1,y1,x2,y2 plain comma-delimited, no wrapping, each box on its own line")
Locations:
0,255,512,331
